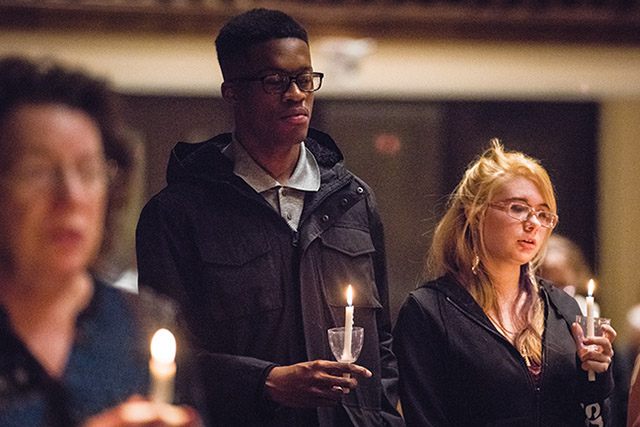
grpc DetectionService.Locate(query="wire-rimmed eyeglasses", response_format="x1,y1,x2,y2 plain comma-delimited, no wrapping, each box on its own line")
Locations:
228,72,324,94
1,158,115,194
489,201,558,229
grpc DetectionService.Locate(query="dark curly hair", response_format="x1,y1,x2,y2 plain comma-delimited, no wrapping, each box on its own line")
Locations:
0,56,138,276
215,8,308,80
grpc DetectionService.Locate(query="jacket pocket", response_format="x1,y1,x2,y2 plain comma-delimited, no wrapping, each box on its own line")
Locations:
319,226,382,312
195,228,282,322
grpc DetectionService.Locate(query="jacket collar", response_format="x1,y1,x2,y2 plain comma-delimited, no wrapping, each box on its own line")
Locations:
421,275,494,329
165,128,344,185
537,278,579,328
423,274,572,330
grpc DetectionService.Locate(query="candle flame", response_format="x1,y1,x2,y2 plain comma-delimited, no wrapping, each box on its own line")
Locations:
587,279,595,297
347,285,353,306
151,328,176,364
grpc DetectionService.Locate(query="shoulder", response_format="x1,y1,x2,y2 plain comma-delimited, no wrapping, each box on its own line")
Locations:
398,277,454,316
399,275,488,326
306,129,377,196
415,275,471,302
159,132,234,196
138,173,220,225
394,278,455,344
136,190,191,239
167,133,231,177
538,278,583,320
81,281,148,352
306,128,344,167
90,280,133,317
91,281,180,333
410,279,448,301
141,184,194,212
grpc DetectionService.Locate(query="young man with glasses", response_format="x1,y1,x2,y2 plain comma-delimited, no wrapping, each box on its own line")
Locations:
136,8,403,427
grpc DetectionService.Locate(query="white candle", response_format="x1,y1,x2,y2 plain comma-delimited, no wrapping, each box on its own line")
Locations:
586,279,595,381
343,285,354,362
149,328,177,404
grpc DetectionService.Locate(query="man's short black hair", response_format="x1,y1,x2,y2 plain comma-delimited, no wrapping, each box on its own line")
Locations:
215,8,309,78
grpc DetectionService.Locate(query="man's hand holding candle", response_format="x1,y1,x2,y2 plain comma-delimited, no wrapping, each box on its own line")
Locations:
264,360,373,408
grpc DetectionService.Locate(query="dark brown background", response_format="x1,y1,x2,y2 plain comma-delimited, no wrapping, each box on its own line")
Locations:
123,95,597,321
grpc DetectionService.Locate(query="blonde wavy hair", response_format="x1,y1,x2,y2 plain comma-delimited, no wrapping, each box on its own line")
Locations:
426,139,557,364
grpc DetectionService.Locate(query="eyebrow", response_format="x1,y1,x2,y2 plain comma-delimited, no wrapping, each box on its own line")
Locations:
258,67,314,76
500,197,551,210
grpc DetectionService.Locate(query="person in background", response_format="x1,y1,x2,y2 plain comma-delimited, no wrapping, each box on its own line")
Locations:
538,233,600,316
630,366,640,426
539,233,635,425
136,8,403,427
393,140,615,426
610,304,640,427
626,338,640,427
0,56,202,426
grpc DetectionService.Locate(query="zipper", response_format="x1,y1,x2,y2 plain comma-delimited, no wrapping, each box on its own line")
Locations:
445,294,544,425
445,295,518,346
443,286,556,426
535,292,550,427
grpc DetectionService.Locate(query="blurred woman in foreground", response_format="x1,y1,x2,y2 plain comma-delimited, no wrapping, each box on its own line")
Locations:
0,56,202,426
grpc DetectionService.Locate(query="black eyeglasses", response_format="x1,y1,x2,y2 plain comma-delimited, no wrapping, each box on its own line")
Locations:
489,201,558,229
228,72,324,94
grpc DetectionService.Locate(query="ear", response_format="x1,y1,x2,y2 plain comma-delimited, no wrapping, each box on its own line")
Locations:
221,82,238,105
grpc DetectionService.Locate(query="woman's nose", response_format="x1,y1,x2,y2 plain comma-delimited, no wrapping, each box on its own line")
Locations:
523,213,542,230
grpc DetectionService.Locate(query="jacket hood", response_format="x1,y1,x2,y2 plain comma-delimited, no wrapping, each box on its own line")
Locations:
422,274,579,329
165,128,344,185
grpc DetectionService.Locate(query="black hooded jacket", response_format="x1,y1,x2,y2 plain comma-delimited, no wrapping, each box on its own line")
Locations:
393,275,613,427
136,129,403,427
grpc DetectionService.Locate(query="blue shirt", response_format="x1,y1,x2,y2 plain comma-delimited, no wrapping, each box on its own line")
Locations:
0,282,149,426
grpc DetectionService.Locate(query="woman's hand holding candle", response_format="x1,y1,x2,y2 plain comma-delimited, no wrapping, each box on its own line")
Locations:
571,322,616,381
571,279,617,382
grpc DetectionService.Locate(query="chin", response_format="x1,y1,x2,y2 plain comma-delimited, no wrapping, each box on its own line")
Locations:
47,246,95,274
51,255,91,274
280,124,309,142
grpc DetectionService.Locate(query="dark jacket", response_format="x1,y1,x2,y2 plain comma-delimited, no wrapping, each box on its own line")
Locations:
136,129,403,427
393,275,613,427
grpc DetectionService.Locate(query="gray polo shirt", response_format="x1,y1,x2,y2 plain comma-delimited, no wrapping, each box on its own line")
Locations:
222,138,320,231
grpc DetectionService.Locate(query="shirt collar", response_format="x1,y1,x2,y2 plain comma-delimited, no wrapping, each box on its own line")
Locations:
222,136,320,193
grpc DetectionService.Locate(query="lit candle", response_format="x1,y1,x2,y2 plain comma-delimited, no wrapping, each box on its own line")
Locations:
149,328,177,404
343,285,354,362
586,279,596,381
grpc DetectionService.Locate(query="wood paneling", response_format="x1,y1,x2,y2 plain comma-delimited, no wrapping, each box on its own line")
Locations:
1,1,639,44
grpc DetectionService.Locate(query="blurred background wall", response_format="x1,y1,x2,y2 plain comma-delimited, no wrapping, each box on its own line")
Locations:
1,2,640,347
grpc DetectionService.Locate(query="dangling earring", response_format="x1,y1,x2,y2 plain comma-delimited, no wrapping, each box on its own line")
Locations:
471,254,480,276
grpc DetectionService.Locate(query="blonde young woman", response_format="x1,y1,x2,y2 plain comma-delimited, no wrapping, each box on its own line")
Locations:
393,141,615,427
